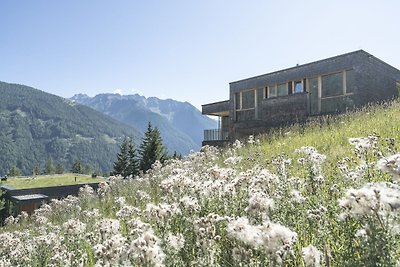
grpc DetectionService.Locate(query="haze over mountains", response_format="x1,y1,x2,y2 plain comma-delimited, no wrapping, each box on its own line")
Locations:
71,93,217,155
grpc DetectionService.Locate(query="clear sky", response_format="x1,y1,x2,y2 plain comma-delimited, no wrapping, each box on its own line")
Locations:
1,0,400,109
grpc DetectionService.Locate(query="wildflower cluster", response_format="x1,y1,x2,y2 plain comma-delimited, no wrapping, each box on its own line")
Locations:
0,134,400,266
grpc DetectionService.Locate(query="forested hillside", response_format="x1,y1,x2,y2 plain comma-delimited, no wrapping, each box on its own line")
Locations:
0,81,140,175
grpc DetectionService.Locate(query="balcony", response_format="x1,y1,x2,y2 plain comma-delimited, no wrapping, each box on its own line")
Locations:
204,129,229,141
202,129,229,147
202,100,230,116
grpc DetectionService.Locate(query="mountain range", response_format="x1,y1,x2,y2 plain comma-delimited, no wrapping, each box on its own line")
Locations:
70,93,217,155
0,81,142,175
0,81,216,176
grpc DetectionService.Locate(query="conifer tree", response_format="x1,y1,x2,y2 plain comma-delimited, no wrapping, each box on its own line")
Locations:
32,165,40,176
71,159,82,174
55,163,64,174
112,136,139,178
8,165,22,177
139,122,167,172
44,158,55,174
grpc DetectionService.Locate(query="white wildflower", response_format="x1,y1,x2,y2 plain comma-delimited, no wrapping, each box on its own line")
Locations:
4,216,15,225
145,203,181,220
349,135,378,152
227,217,261,248
224,156,243,165
116,204,141,220
94,234,128,264
166,233,185,251
130,229,165,267
339,182,400,219
376,153,400,180
245,192,274,215
79,184,95,197
296,146,326,165
248,135,255,144
227,217,297,257
115,196,126,206
180,196,200,212
302,245,321,267
63,219,86,236
233,140,242,149
96,218,120,239
291,190,306,203
355,228,367,238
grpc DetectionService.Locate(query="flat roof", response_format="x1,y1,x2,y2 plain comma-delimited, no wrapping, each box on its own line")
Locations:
229,50,370,85
11,194,48,201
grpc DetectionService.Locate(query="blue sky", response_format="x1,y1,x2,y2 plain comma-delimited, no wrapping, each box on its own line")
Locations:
1,0,400,109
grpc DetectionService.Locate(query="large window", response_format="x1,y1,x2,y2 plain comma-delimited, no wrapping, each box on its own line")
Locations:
321,72,343,97
235,89,256,121
268,85,277,98
294,81,303,93
277,83,287,96
242,90,255,109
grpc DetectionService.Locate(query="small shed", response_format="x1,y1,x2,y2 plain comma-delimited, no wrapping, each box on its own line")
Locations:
10,194,49,214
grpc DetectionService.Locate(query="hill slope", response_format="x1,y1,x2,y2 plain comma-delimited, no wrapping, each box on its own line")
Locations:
1,100,400,266
71,93,217,154
0,81,140,175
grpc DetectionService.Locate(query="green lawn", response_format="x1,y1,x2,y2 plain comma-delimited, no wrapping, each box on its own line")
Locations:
0,173,105,189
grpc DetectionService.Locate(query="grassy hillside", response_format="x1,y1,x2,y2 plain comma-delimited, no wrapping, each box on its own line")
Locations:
239,100,400,170
1,100,400,266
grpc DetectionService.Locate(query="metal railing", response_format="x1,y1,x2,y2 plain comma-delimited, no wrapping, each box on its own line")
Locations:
204,129,229,141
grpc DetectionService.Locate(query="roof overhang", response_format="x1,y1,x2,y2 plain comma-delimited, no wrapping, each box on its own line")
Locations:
202,100,230,116
11,194,49,202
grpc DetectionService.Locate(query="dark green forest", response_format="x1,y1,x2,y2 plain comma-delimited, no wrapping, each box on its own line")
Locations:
0,81,141,176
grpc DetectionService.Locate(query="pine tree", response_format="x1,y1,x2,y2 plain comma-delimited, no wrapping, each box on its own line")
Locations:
32,165,41,176
139,122,167,172
44,158,55,174
71,159,82,174
55,163,64,174
8,165,22,177
112,137,139,178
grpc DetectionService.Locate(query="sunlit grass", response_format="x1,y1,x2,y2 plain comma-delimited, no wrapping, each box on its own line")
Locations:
1,173,104,189
237,100,400,170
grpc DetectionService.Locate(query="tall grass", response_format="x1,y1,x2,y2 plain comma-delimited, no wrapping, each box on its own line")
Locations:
0,100,399,267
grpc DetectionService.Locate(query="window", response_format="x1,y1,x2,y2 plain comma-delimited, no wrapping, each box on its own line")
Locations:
294,81,303,93
277,83,287,96
268,85,277,98
235,90,256,121
346,69,356,93
235,93,241,109
321,72,343,97
242,90,255,109
288,82,293,94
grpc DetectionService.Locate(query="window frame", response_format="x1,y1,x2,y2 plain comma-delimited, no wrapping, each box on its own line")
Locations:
235,89,258,121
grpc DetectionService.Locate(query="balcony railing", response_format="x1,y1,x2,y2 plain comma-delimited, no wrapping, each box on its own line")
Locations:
204,129,229,141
